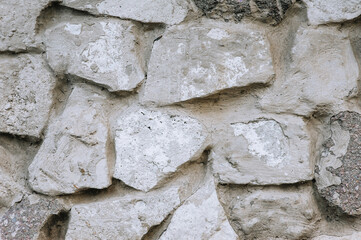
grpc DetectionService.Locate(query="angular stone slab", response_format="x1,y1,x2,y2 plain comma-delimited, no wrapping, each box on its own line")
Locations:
304,0,361,25
159,175,238,240
0,0,56,52
142,19,274,105
316,111,361,216
218,183,320,239
0,54,56,138
62,0,191,25
193,0,296,25
45,17,145,92
260,26,359,116
28,85,112,196
65,187,181,240
212,116,314,185
0,195,66,240
114,107,207,192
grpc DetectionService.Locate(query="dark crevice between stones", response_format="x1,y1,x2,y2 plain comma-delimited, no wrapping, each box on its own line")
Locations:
38,210,70,240
142,212,174,240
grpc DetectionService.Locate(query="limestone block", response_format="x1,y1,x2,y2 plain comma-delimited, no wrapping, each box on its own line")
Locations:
316,111,361,216
304,0,361,25
113,107,207,191
0,54,56,138
28,85,112,196
62,0,191,25
260,27,359,116
0,0,57,52
65,187,181,240
159,175,239,240
218,184,320,239
45,17,145,92
0,195,66,240
212,116,314,185
313,232,361,240
142,19,274,105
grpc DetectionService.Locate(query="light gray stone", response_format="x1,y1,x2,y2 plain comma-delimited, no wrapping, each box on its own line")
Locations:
212,116,314,185
113,107,207,192
260,26,359,116
28,85,112,196
313,233,361,240
304,0,361,25
0,54,56,138
62,0,192,25
45,17,145,92
218,183,320,239
142,19,274,105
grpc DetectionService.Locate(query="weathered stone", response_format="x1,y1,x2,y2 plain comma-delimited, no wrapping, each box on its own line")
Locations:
0,167,23,211
260,26,359,116
62,0,191,25
218,183,320,239
142,19,274,105
66,187,180,240
45,16,145,92
0,0,57,52
212,116,314,185
159,174,239,240
0,195,66,240
114,107,207,192
0,54,57,138
316,111,361,216
28,85,112,196
304,0,361,25
193,0,296,25
313,232,361,240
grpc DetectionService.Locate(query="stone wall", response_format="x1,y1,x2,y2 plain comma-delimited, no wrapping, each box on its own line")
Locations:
0,0,361,239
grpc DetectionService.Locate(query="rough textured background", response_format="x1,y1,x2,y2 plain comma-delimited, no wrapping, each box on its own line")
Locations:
0,0,361,239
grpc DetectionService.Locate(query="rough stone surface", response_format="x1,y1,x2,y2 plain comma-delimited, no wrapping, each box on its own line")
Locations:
142,18,274,105
316,111,361,216
45,15,146,92
260,26,360,116
28,85,112,196
113,107,207,192
159,174,238,240
193,0,296,25
212,116,314,185
313,232,361,240
62,0,191,25
304,0,361,25
218,183,321,239
0,195,66,240
66,187,180,240
0,54,57,138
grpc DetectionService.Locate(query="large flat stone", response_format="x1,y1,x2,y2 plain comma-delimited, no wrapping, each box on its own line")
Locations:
45,16,145,92
142,19,274,105
0,54,56,138
260,26,359,116
218,183,320,239
212,115,314,185
113,107,207,192
316,111,361,216
304,0,361,25
62,0,191,25
28,85,112,196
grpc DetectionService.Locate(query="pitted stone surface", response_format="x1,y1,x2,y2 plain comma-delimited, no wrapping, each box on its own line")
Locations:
193,0,296,25
0,195,66,240
316,111,361,216
260,26,360,116
212,116,314,185
114,107,207,192
304,0,361,25
62,0,191,25
143,19,274,105
45,16,145,92
28,85,111,196
65,187,181,240
218,184,320,239
0,54,57,138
